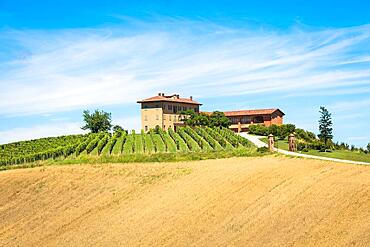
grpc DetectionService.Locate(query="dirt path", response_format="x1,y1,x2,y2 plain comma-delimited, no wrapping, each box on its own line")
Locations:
1,157,370,246
240,133,370,165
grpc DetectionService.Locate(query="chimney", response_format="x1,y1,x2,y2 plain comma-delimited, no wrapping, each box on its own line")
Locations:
190,96,193,100
158,92,161,96
162,93,165,96
177,94,180,99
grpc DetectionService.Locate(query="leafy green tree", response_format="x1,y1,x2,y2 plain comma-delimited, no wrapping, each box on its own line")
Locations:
193,113,210,126
367,143,370,153
180,109,197,126
112,125,124,132
209,111,231,128
81,109,112,133
278,124,296,139
269,124,280,137
318,107,333,148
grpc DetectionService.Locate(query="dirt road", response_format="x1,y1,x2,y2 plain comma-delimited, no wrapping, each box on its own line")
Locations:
1,157,370,246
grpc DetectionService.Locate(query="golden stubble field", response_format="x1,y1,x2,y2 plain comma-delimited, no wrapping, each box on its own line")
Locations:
1,156,370,247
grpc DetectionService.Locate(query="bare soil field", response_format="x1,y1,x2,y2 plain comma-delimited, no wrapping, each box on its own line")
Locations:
1,156,370,246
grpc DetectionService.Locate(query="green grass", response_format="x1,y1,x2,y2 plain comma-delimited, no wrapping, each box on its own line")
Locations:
304,149,370,163
260,137,370,163
260,137,289,150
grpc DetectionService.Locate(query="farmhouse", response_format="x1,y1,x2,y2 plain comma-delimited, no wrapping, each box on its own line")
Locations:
137,93,202,132
137,93,284,133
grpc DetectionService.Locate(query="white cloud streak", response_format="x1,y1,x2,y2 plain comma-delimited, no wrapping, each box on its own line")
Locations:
0,121,86,144
0,22,370,116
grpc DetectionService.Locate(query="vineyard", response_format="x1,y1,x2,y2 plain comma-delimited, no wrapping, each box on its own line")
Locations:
0,127,255,166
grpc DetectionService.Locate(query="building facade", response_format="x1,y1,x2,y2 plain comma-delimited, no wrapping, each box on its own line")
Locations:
224,109,285,133
138,93,284,133
137,93,202,132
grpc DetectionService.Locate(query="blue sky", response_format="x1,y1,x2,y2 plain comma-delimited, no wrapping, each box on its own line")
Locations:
0,0,370,147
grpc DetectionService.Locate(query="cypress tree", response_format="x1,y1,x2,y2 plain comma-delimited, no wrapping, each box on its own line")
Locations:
318,106,333,150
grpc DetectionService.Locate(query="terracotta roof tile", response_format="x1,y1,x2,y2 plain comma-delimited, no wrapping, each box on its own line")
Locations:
137,94,202,105
201,109,284,116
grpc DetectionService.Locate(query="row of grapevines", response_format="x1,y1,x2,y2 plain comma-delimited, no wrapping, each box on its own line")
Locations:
205,127,234,150
150,131,166,153
220,127,252,147
195,127,223,151
0,134,87,160
134,133,144,154
215,127,241,147
76,134,98,156
122,131,134,154
111,131,127,155
168,128,189,152
158,129,177,152
177,127,201,151
0,145,74,166
86,133,106,154
96,133,110,155
101,130,122,155
143,133,155,153
184,127,213,151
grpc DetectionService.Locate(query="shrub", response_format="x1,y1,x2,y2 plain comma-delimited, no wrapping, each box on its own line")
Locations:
249,124,269,136
257,147,269,153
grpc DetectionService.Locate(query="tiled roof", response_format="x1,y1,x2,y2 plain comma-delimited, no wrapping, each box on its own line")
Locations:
137,94,202,105
202,109,284,116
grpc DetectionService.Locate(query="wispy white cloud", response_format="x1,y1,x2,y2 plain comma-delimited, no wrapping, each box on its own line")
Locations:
0,21,370,117
0,121,86,144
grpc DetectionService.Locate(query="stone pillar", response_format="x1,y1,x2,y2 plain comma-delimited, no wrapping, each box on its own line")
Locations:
238,122,241,133
268,134,275,152
288,133,296,152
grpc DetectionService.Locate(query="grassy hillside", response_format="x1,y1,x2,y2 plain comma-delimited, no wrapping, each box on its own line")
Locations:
0,127,256,168
1,157,370,246
260,137,370,163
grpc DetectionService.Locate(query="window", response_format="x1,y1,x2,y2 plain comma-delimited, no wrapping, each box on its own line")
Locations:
164,125,165,129
173,106,177,113
163,115,166,120
168,105,173,110
183,106,187,111
169,125,172,129
145,126,148,132
254,116,264,123
155,104,159,108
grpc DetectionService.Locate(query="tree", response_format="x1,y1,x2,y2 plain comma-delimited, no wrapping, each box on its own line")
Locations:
112,125,124,132
318,106,333,149
367,143,370,153
81,109,112,133
180,110,230,128
209,111,230,128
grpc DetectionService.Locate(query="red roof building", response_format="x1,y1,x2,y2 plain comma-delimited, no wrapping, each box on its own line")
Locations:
202,108,285,133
